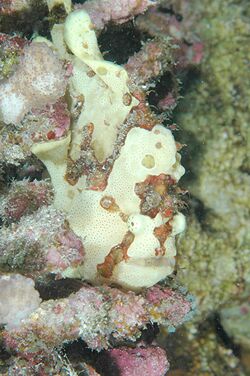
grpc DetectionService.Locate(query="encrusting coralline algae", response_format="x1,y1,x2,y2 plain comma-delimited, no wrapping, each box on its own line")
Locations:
3,0,247,374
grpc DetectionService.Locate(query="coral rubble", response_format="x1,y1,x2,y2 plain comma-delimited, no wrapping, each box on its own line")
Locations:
162,0,250,373
173,0,250,317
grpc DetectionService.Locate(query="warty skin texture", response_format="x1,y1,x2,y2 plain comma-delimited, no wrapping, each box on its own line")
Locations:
31,9,186,290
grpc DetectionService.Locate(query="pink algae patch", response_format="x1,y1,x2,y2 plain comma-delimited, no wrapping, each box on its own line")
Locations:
108,346,169,376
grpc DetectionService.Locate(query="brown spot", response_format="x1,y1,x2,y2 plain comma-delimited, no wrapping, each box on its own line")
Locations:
71,94,84,119
97,66,107,75
78,94,85,104
97,232,134,278
100,196,120,212
141,154,155,168
87,70,96,77
119,213,129,222
122,92,132,106
82,42,88,49
67,190,75,199
87,122,94,134
176,142,185,151
65,173,78,186
155,142,162,149
47,131,56,140
88,172,107,192
155,247,166,256
154,222,172,257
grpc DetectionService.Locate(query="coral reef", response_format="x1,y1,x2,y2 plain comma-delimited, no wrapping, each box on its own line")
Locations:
161,319,246,376
171,0,250,317
0,0,201,374
158,0,249,373
0,33,27,79
103,346,170,376
0,0,32,15
75,0,160,30
0,274,41,330
0,41,67,125
0,179,52,222
0,279,193,374
0,206,85,277
1,0,248,374
3,284,192,353
220,300,250,349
